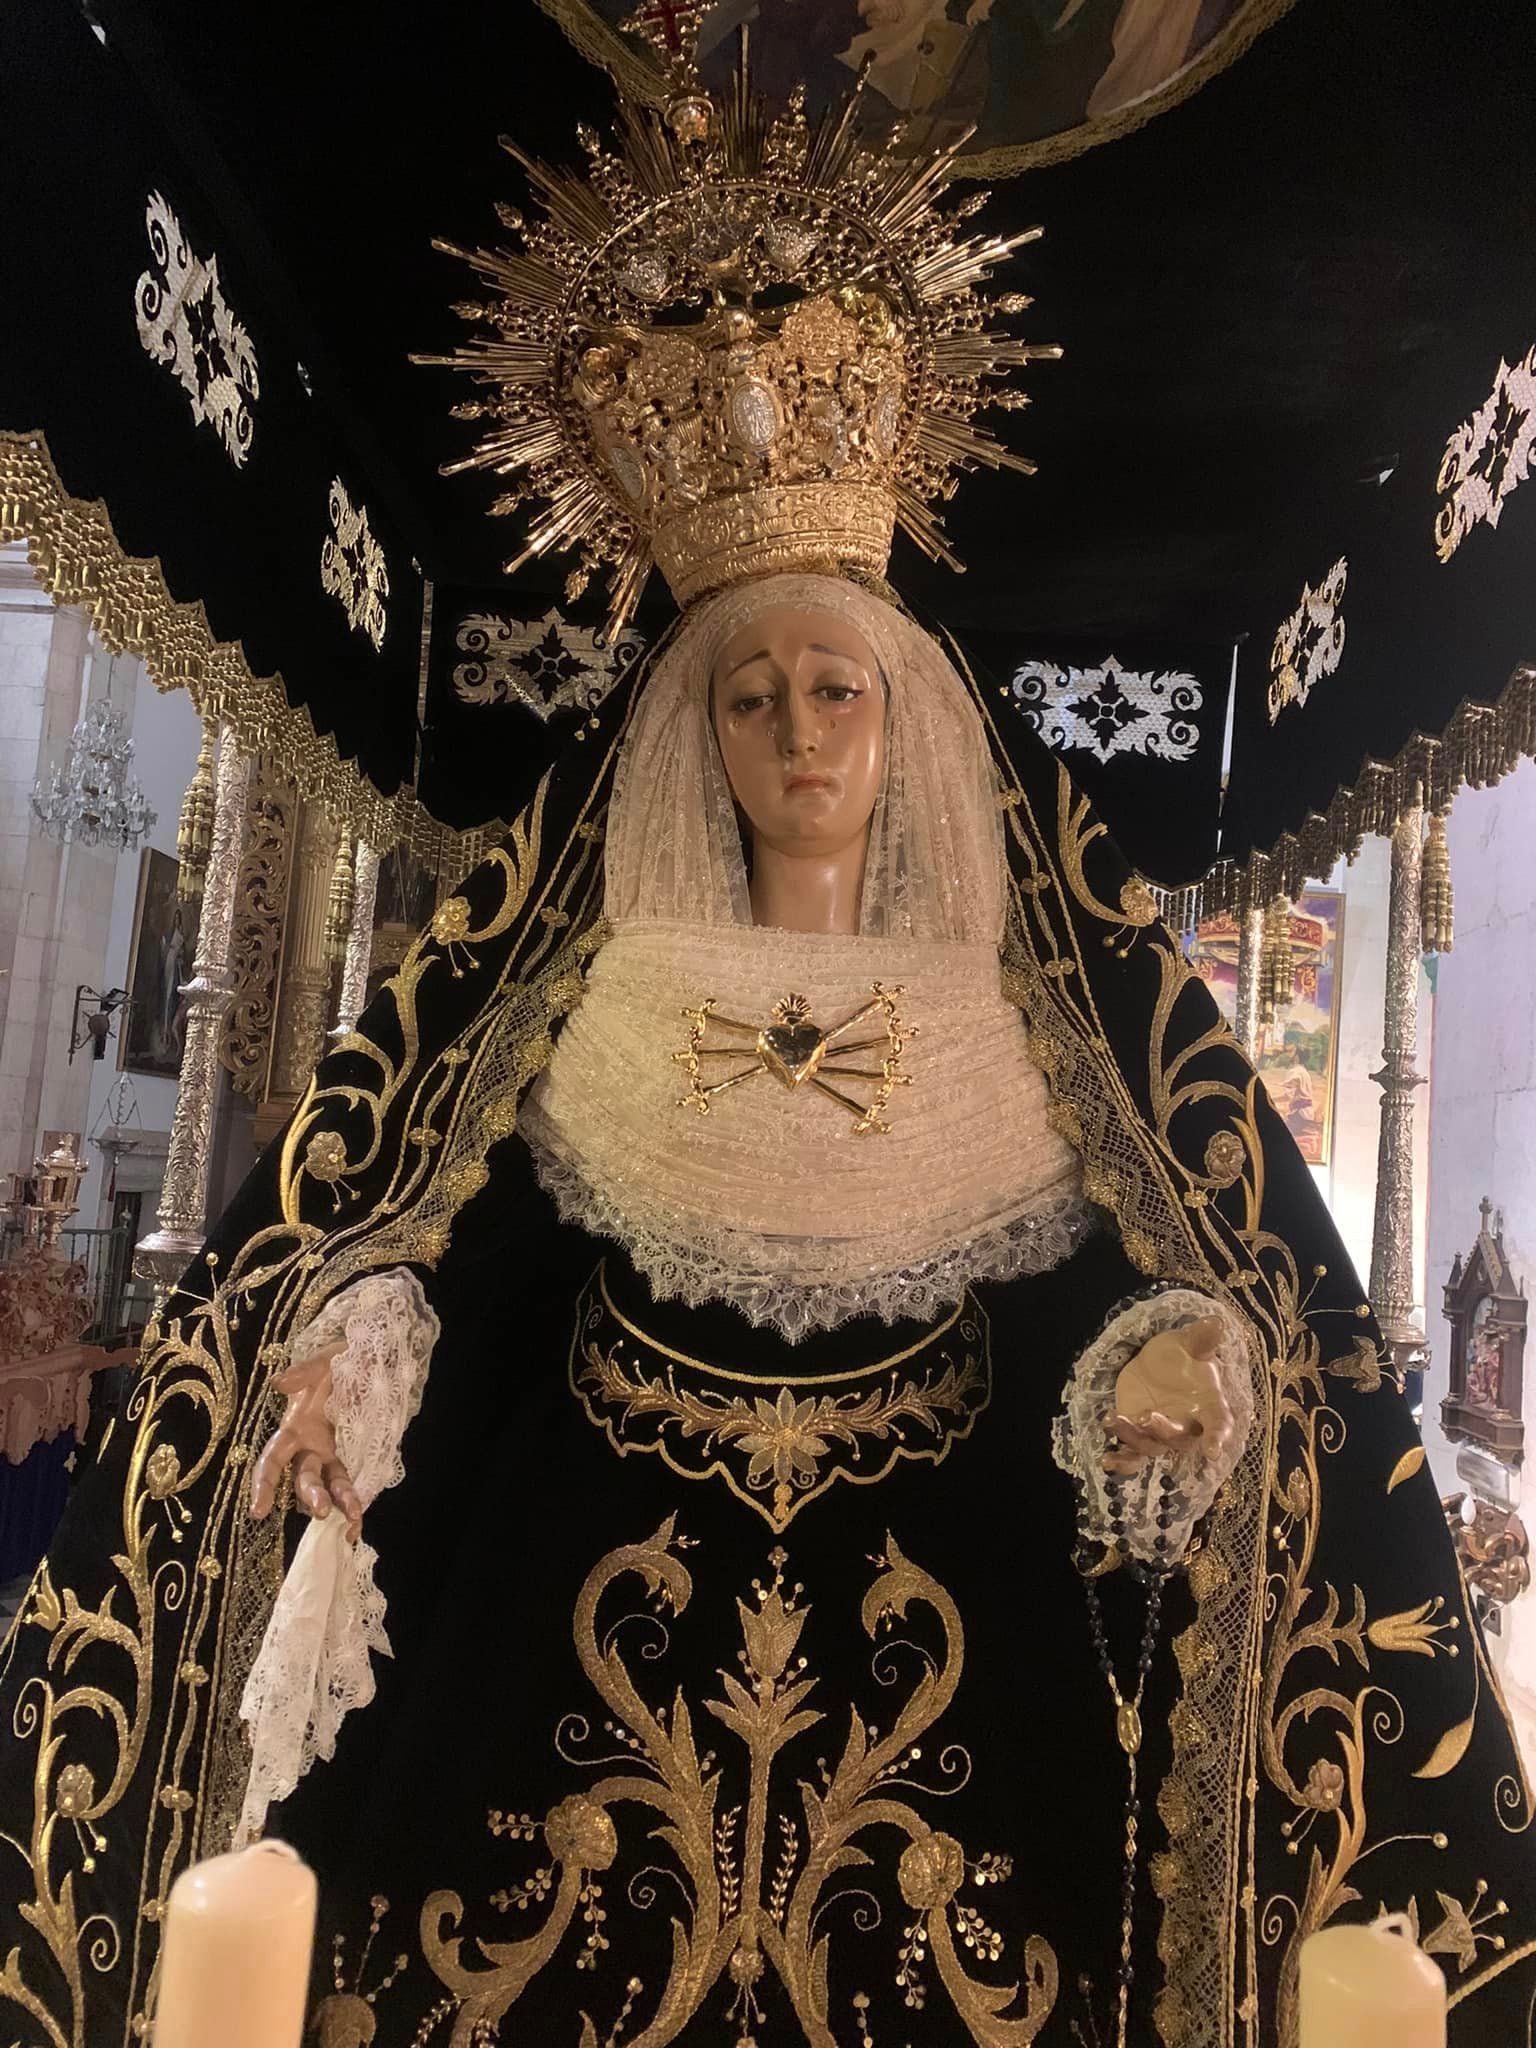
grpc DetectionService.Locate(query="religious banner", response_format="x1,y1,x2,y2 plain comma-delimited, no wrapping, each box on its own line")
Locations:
1183,889,1344,1166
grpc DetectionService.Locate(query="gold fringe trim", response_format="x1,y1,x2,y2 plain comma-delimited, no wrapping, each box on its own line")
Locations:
1193,660,1536,919
1421,809,1454,955
0,429,482,866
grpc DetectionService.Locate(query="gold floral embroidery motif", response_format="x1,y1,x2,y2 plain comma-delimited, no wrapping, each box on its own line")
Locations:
419,1521,1058,2046
569,1264,991,1529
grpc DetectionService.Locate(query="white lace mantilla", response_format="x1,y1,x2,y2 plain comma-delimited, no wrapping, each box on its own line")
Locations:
237,1269,439,1844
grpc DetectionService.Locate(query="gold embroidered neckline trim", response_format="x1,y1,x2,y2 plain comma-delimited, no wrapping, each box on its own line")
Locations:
571,1261,991,1530
596,1260,965,1386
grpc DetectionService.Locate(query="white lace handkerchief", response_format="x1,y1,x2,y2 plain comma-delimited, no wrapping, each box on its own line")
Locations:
236,1268,439,1844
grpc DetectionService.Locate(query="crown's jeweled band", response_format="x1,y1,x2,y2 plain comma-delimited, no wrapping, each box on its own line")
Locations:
654,480,897,608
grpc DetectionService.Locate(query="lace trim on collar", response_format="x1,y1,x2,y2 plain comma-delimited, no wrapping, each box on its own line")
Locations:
527,1139,1093,1343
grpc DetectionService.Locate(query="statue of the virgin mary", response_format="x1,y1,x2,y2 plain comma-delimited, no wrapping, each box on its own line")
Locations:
1,42,1531,2048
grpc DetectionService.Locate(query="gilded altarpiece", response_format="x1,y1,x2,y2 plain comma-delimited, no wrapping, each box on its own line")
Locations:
220,766,296,1101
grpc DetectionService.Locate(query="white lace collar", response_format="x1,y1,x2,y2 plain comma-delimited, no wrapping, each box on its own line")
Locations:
519,920,1088,1341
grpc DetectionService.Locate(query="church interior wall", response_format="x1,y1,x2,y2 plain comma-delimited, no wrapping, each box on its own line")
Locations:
0,541,57,1158
0,558,115,1183
0,545,209,1232
1297,841,1432,1319
1419,756,1536,1763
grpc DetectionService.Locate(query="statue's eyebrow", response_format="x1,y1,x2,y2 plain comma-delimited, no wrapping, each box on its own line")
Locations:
721,642,861,683
721,648,771,682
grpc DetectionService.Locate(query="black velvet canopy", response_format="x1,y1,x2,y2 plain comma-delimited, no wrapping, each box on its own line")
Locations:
3,0,1533,884
1,0,425,803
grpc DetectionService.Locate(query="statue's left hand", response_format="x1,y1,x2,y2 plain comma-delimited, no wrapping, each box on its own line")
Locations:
1102,1314,1237,1477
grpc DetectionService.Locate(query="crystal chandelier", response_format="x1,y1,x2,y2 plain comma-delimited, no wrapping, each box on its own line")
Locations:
31,698,157,850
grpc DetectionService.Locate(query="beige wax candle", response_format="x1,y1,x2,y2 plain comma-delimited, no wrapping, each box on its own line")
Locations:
154,1841,317,2048
1299,1914,1447,2047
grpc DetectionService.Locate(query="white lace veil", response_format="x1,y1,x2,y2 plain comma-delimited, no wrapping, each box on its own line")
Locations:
602,573,1008,941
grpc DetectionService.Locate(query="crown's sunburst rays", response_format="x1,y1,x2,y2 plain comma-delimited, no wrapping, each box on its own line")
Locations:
413,36,1059,634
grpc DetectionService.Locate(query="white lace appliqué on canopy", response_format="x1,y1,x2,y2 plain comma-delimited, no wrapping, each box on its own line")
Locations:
237,1269,439,1844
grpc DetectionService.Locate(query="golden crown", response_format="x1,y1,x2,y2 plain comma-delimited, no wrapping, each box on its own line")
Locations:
417,36,1058,635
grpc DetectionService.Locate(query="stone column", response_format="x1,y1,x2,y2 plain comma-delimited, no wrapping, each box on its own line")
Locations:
329,840,379,1041
254,801,338,1144
135,725,251,1298
1234,904,1263,1061
1368,802,1427,1362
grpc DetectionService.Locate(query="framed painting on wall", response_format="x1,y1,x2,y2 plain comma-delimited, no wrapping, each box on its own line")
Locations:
1182,889,1345,1167
120,848,201,1080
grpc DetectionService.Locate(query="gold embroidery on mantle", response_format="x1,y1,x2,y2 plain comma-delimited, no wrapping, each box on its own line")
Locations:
419,1522,1058,2045
7,600,1534,2047
967,645,1273,2043
960,623,1536,2040
0,736,616,2043
1256,1266,1536,2039
569,1264,990,1530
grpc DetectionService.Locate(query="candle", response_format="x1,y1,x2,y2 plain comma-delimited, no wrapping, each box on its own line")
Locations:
1299,1914,1447,2047
154,1840,317,2048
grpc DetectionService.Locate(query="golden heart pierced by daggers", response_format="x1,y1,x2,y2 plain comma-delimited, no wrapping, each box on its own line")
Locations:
674,987,913,1135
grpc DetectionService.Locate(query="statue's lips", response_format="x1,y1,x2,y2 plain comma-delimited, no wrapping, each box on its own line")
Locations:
783,773,834,794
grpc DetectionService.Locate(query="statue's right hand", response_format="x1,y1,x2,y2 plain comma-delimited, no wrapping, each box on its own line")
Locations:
249,1339,363,1541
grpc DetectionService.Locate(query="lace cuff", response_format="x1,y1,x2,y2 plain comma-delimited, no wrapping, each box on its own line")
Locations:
1051,1288,1253,1569
236,1267,440,1845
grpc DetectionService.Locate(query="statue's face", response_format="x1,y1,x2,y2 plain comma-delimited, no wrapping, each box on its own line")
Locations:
710,606,885,862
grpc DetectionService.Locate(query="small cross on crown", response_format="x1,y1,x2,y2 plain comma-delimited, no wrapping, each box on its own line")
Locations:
623,0,707,65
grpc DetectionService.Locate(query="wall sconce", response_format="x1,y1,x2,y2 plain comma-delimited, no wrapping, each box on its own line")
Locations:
70,985,131,1063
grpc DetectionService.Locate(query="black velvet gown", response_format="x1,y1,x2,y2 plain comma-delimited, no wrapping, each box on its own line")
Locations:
281,1141,1173,2046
